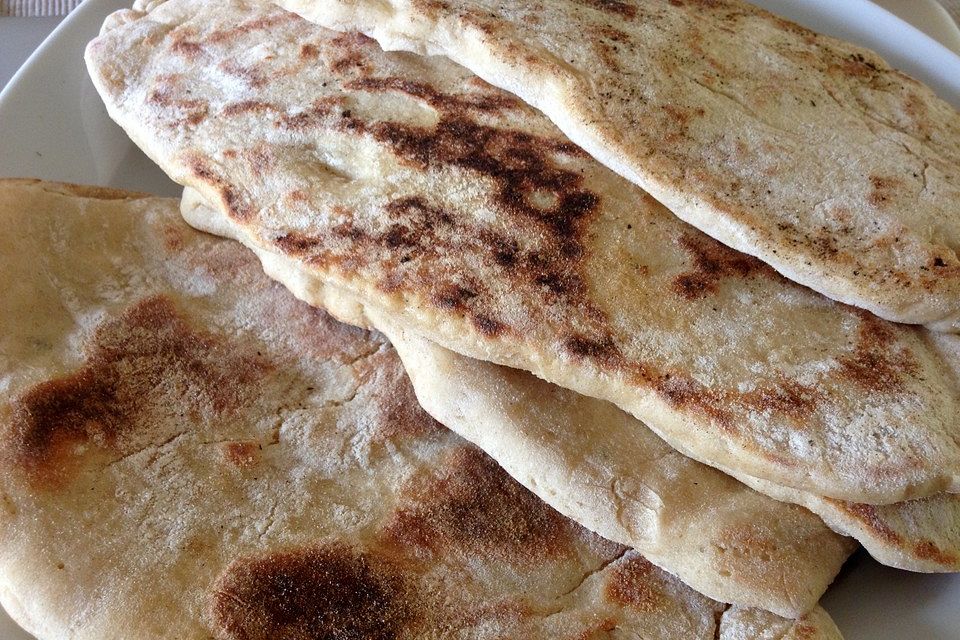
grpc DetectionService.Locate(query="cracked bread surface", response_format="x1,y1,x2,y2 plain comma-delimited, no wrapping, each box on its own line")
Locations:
0,179,842,638
375,316,854,617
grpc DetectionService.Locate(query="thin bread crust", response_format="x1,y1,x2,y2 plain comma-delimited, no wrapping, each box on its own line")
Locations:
281,0,960,332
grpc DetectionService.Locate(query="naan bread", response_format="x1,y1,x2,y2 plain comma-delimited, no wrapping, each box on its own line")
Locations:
376,320,956,575
370,314,855,616
0,179,847,639
86,0,960,504
280,0,960,331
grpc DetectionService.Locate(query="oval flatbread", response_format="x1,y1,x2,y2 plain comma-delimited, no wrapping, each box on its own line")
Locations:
281,0,960,331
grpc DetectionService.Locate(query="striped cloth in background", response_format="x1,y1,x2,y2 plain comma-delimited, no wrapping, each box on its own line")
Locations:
1,0,81,16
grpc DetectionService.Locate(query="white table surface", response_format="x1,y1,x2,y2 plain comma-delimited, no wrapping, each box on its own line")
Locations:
0,15,63,90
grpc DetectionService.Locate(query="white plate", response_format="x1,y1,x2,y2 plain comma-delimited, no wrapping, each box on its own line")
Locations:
1,1,959,638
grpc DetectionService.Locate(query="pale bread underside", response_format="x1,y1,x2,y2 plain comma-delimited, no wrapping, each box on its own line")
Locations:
85,0,960,504
0,179,850,638
281,0,960,331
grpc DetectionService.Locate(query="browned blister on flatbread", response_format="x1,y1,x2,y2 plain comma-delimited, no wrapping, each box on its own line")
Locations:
8,295,273,489
86,0,960,505
281,0,960,333
0,179,843,638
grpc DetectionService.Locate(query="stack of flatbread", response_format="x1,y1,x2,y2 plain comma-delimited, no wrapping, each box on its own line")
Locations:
1,0,958,636
3,178,842,638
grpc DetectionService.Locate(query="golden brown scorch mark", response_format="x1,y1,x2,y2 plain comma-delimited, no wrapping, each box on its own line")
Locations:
832,501,958,568
211,544,416,640
344,76,522,113
221,440,261,469
171,38,204,59
741,378,818,418
868,175,901,208
651,373,737,431
168,26,204,60
187,155,255,221
329,32,376,74
672,232,771,299
242,144,275,178
219,60,269,89
836,312,918,393
7,296,271,488
604,555,664,612
383,447,574,562
668,0,732,10
574,0,637,19
835,52,883,79
221,100,280,117
206,11,301,45
625,312,913,434
148,86,209,127
653,311,918,426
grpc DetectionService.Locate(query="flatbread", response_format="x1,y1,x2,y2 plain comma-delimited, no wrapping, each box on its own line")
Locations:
739,475,960,574
0,179,846,638
375,319,956,575
369,313,855,616
279,0,960,332
183,185,857,617
86,0,960,505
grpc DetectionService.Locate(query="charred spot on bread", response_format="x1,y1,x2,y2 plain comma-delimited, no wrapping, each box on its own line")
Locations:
7,295,271,488
211,543,416,640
